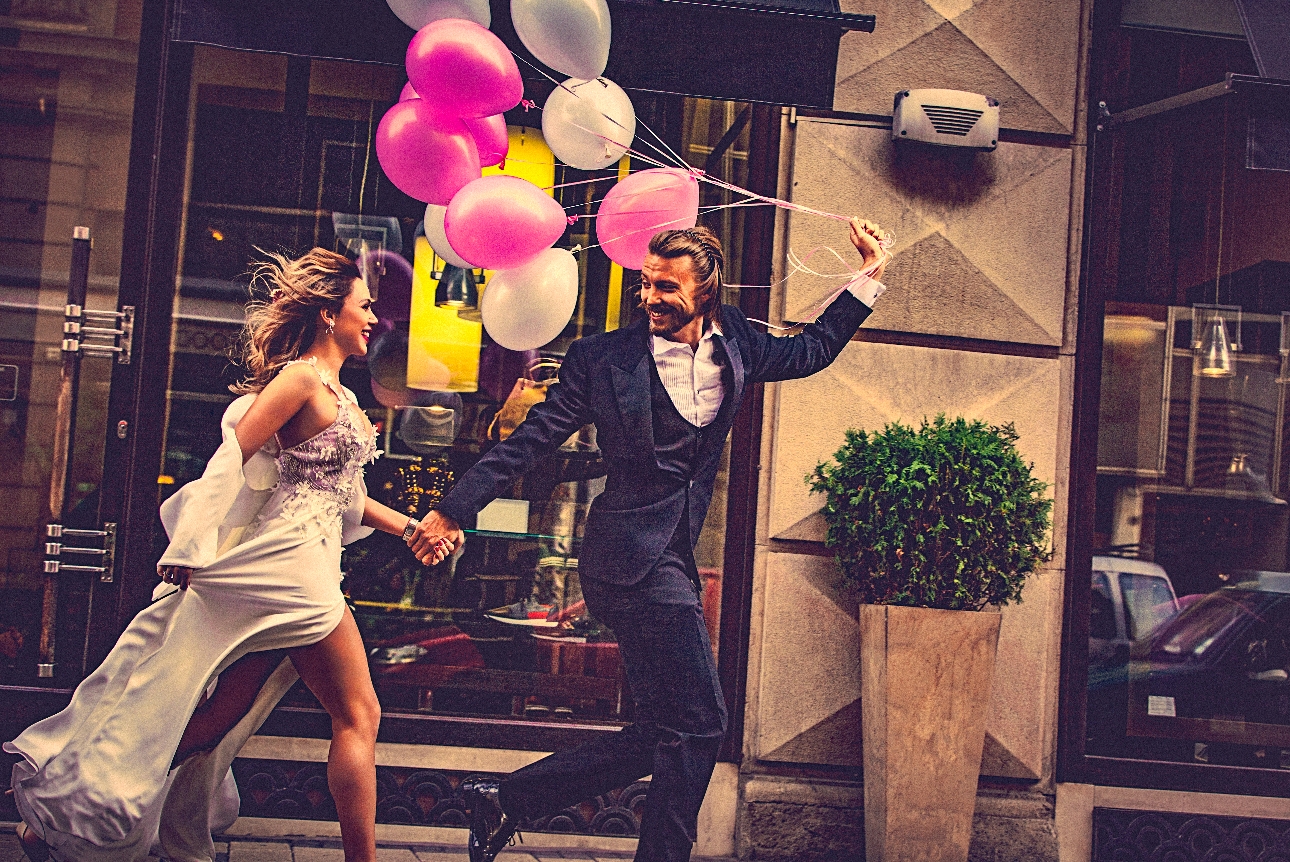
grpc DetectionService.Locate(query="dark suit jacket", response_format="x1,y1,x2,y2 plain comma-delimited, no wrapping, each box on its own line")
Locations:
437,292,872,585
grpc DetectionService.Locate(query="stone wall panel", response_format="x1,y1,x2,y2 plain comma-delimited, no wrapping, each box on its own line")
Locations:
834,0,1081,135
785,119,1071,345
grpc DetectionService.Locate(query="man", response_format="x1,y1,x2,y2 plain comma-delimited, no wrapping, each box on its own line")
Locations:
409,218,888,862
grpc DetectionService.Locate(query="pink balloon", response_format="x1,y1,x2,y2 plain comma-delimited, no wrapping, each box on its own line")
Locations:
445,175,567,270
400,81,419,101
465,115,509,167
595,169,700,270
406,19,523,121
376,100,481,205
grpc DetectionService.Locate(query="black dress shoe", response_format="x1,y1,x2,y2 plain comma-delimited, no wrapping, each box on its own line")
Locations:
460,777,520,862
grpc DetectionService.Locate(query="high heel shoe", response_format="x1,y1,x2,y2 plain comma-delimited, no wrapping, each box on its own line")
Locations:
15,822,50,862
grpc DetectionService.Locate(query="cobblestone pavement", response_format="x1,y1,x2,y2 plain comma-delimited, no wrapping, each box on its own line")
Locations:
0,827,738,862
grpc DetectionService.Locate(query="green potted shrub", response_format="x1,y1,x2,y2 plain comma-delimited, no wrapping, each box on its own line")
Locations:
809,415,1051,862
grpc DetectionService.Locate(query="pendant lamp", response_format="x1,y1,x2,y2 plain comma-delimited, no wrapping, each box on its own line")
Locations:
1198,315,1234,378
1192,304,1241,379
435,264,480,310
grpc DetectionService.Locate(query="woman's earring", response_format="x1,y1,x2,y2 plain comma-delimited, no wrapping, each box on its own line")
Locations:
326,319,335,335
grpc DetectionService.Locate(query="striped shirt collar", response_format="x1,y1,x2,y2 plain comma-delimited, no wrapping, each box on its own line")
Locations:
650,319,723,357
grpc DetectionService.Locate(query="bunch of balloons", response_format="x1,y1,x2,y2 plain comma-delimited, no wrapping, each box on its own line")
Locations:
377,18,521,204
378,0,702,353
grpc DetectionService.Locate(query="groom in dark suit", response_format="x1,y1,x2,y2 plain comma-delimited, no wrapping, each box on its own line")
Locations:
410,218,888,862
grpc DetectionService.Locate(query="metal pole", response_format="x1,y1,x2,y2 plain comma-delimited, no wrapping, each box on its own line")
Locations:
37,225,91,678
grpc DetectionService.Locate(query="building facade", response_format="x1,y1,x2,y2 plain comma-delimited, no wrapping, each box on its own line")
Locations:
2,0,1288,860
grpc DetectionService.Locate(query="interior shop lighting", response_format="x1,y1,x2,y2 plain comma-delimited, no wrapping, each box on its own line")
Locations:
1192,304,1241,379
435,264,480,310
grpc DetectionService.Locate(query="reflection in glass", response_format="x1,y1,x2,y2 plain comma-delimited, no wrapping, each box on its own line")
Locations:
156,45,746,728
1088,86,1290,767
0,1,140,684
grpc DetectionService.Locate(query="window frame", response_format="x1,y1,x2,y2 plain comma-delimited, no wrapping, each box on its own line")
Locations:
1058,1,1290,793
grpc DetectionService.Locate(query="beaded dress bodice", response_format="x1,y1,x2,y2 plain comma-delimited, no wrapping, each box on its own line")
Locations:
259,358,379,538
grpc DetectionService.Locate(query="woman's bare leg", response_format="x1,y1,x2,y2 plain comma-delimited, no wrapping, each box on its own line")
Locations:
290,610,381,862
172,650,286,768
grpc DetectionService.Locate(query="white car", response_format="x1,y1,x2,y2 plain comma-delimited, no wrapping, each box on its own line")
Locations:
1090,555,1180,669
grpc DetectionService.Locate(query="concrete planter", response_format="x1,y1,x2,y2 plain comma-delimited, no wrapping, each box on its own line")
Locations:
859,604,1001,862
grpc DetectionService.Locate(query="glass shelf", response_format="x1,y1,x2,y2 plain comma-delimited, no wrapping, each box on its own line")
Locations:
465,528,579,543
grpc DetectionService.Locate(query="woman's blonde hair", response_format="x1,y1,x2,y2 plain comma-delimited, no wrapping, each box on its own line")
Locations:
232,248,362,394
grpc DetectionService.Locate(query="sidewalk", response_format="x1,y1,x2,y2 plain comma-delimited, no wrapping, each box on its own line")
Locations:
0,827,739,862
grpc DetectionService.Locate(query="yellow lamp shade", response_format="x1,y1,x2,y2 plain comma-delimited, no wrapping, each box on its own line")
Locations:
408,235,481,392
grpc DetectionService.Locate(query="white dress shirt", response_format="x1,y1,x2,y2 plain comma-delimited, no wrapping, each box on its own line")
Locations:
652,321,728,427
650,277,884,428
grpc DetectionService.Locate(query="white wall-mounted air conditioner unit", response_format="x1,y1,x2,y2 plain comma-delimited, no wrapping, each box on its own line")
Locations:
892,89,1000,151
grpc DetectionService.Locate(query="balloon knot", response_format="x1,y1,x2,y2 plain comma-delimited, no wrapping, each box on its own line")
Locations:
570,244,583,255
521,99,537,111
566,215,579,225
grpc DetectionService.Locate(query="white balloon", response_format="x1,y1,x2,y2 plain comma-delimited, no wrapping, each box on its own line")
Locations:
424,204,472,269
511,0,610,81
385,0,490,30
481,248,580,351
543,78,635,171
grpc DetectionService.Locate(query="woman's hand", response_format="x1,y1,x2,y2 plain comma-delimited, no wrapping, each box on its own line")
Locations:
850,217,889,280
158,564,194,590
408,511,464,566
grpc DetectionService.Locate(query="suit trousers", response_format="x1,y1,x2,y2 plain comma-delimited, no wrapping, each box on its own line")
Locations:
498,562,727,862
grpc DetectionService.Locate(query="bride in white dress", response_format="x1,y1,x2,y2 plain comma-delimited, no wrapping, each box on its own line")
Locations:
6,249,450,862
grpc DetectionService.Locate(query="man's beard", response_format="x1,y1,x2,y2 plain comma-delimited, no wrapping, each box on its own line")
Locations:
642,301,697,336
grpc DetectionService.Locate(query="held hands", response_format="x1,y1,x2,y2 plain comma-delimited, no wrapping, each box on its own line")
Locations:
157,564,194,590
408,510,465,566
850,217,890,281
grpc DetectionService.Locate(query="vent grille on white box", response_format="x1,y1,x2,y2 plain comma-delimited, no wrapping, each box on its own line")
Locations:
920,104,984,137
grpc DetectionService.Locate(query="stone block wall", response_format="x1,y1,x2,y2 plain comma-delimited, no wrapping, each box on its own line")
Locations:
736,0,1091,858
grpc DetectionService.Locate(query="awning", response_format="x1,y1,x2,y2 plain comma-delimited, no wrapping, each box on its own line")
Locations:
171,0,874,108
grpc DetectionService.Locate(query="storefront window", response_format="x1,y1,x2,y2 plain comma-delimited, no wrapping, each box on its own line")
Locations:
158,46,750,729
1082,26,1290,768
0,0,141,685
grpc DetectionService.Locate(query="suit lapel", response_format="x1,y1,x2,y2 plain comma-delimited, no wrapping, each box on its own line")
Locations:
611,323,654,455
722,328,745,407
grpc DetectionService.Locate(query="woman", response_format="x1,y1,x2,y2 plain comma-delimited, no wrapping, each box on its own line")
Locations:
6,249,448,862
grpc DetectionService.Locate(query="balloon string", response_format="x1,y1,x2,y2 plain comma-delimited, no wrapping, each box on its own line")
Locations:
510,56,859,225
730,243,894,329
530,95,859,225
568,195,804,254
539,108,861,227
512,51,691,172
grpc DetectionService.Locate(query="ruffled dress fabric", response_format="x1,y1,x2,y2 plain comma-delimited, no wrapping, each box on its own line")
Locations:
4,362,378,862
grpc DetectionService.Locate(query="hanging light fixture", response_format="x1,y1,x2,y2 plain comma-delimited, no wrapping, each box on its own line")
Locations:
1192,304,1241,379
1194,104,1239,380
434,264,479,310
1198,314,1235,378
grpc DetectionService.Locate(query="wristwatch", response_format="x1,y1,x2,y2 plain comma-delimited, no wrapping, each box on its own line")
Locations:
402,517,420,543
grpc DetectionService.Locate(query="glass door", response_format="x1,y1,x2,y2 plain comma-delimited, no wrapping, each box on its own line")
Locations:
0,0,143,689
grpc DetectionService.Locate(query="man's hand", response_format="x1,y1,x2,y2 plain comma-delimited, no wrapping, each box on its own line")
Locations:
850,217,889,279
158,564,194,590
408,510,465,566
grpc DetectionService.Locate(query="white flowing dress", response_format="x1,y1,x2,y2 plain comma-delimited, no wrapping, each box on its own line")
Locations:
5,360,378,862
